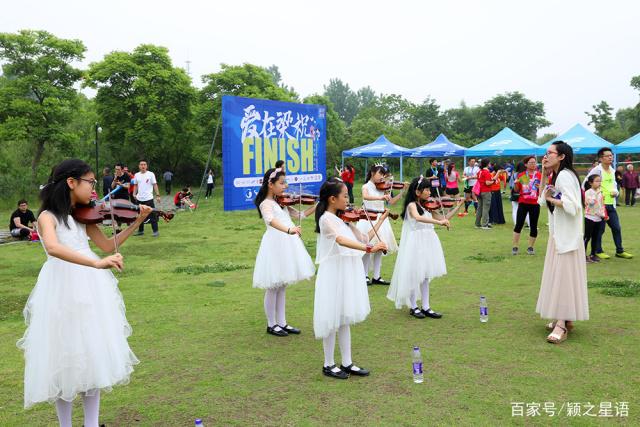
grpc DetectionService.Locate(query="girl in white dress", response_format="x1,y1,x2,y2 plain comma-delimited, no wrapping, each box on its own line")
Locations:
314,178,388,379
387,176,453,319
357,164,403,285
253,167,317,337
17,159,152,427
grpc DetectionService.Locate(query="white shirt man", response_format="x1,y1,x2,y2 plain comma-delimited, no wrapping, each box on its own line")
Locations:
133,160,161,237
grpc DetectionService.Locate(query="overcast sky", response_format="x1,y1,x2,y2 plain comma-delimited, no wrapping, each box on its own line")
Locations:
3,0,639,138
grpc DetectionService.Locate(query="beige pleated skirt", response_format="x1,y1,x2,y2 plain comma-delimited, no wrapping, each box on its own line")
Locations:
536,237,589,321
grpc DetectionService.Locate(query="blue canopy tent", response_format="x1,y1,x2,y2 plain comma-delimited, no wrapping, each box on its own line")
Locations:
615,132,640,154
542,123,613,155
342,134,412,180
408,133,466,158
464,127,544,164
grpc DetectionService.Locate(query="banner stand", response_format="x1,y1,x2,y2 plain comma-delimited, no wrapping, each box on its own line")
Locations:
193,110,222,212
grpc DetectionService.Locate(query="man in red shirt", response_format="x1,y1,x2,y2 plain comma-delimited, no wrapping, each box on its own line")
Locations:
338,164,356,203
475,159,497,229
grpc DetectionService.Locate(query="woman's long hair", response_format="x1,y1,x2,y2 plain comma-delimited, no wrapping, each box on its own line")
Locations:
39,159,92,228
547,141,581,211
365,164,387,183
254,167,286,218
401,176,431,219
315,178,346,233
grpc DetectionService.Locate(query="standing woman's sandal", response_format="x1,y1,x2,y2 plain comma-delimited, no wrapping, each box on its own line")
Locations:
546,320,574,332
547,325,568,344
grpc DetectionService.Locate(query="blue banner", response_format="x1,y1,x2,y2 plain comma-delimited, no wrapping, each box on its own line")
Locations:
222,95,326,211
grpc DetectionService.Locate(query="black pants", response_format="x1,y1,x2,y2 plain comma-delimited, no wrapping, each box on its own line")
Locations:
137,199,158,233
165,181,172,195
205,183,214,197
513,203,540,237
345,182,354,203
624,187,636,206
584,218,605,256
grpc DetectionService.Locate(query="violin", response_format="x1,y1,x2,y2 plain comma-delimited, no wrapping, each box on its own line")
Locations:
73,200,175,225
339,207,379,223
375,180,407,191
276,193,318,207
421,197,464,211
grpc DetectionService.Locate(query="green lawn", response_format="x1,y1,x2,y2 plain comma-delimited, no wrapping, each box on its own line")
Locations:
1,193,639,426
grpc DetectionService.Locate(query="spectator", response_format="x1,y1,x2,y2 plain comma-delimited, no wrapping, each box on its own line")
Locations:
124,166,136,203
10,199,38,240
615,165,624,203
511,156,541,255
462,158,480,215
583,148,633,259
622,164,638,206
474,158,495,229
101,167,114,198
110,164,131,200
444,163,461,196
488,163,506,225
133,160,161,237
425,158,445,189
205,169,215,199
163,170,174,195
174,187,195,209
336,164,356,203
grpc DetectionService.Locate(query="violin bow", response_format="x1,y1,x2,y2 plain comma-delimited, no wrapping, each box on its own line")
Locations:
433,186,450,231
361,203,387,255
108,200,120,253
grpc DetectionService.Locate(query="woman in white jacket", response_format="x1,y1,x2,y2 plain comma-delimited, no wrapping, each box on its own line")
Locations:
536,141,589,344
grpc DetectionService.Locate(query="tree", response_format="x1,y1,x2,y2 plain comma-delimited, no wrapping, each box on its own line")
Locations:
480,92,550,140
193,63,297,176
323,78,359,125
356,86,377,110
0,30,85,179
356,94,414,127
412,96,445,140
585,101,615,133
84,44,197,173
303,94,346,168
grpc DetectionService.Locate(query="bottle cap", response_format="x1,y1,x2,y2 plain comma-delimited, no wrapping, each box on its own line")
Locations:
195,419,203,425
413,346,419,350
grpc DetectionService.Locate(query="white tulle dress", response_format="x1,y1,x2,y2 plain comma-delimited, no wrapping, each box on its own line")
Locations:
313,212,371,338
387,203,447,309
356,181,398,253
17,212,138,409
253,199,315,289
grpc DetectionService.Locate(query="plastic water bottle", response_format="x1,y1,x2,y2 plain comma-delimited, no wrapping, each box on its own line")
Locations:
480,296,488,322
412,346,424,383
195,419,203,426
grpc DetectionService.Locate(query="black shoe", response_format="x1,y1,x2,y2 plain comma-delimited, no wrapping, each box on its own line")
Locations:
266,325,288,337
409,307,426,319
323,364,349,379
422,308,443,319
366,276,371,286
340,363,370,376
281,324,301,334
134,231,144,236
371,277,390,286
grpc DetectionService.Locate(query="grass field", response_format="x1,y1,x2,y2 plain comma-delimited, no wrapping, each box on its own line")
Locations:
1,192,639,426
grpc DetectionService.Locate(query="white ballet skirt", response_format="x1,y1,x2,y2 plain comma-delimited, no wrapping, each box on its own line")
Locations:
314,212,371,338
252,199,315,289
16,212,138,409
355,181,398,253
387,204,447,309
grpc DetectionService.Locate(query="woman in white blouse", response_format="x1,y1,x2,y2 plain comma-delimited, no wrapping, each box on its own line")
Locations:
536,141,589,344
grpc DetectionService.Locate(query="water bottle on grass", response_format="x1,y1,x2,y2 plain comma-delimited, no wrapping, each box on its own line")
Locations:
412,346,424,383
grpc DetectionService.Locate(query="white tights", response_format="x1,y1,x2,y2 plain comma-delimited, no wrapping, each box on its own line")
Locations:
408,279,431,310
322,325,352,367
264,286,287,327
55,390,100,427
362,252,383,278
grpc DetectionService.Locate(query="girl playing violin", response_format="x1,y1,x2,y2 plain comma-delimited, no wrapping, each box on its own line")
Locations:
314,178,388,379
387,176,452,319
17,159,152,426
358,164,403,285
253,167,317,337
